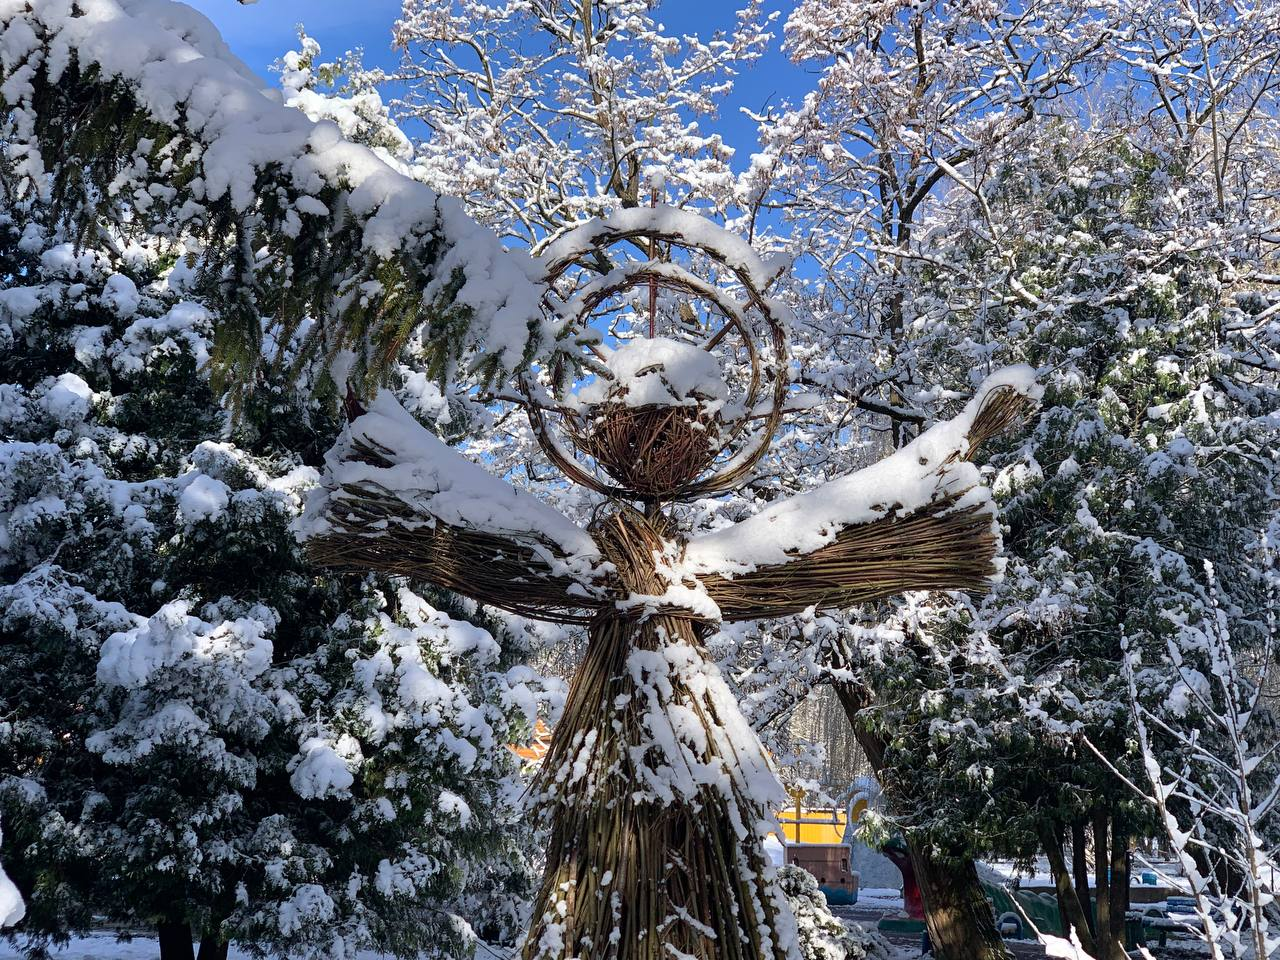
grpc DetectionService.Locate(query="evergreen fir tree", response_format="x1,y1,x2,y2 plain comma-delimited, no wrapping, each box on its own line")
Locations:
0,189,551,960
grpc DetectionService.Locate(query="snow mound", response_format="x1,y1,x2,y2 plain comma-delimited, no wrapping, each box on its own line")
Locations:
776,865,893,960
41,374,93,426
578,337,728,410
290,736,360,800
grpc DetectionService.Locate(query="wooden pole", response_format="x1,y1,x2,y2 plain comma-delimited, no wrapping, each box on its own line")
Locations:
648,185,658,338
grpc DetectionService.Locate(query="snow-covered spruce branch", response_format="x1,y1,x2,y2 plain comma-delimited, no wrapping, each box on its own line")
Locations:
0,0,550,408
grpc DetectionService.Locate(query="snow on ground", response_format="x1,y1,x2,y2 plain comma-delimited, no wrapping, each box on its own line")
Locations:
0,934,519,960
855,888,906,911
0,934,235,960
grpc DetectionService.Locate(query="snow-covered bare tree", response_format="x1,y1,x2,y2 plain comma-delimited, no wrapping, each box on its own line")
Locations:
1109,0,1280,220
1097,571,1280,960
387,0,772,247
750,0,1115,440
831,108,1280,959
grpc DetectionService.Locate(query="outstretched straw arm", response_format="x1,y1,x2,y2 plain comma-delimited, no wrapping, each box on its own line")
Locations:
299,393,612,624
686,368,1041,622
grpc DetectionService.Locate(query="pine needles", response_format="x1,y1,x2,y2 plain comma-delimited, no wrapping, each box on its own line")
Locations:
4,37,539,418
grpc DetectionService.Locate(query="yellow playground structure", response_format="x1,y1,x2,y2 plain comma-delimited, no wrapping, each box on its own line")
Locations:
775,790,866,904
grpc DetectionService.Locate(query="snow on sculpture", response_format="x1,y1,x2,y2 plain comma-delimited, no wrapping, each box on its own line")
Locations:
301,208,1041,959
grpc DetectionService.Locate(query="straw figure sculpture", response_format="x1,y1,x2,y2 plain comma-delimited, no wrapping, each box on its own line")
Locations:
300,207,1042,960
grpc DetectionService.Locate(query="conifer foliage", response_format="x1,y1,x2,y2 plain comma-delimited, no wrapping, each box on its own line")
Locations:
0,190,549,959
0,0,551,410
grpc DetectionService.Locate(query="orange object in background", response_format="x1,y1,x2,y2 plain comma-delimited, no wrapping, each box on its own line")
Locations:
510,719,553,766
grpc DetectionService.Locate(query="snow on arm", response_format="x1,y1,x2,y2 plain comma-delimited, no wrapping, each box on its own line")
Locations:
297,392,603,572
684,366,1041,577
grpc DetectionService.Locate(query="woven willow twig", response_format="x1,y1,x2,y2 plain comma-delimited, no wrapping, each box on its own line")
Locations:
569,402,721,497
303,439,610,625
525,510,792,960
700,495,997,622
700,382,1040,621
303,207,1041,960
528,229,790,504
956,384,1038,464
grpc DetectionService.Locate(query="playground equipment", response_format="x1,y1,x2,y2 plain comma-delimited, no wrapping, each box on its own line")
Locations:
775,791,861,905
873,835,928,936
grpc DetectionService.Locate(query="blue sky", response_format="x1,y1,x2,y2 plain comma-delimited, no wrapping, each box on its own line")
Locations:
186,0,812,175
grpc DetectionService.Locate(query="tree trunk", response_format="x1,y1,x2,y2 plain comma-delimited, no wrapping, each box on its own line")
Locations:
1093,810,1112,960
197,936,229,960
1039,821,1097,956
1107,822,1130,958
1071,819,1094,937
157,921,194,960
832,680,1010,960
911,845,1011,960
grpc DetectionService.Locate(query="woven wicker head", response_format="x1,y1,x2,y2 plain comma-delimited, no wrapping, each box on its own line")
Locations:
522,208,791,503
568,337,728,495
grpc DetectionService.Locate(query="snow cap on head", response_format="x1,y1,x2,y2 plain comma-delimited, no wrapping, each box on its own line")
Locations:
579,337,728,411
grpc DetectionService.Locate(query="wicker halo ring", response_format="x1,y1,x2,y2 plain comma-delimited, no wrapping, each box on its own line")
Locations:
523,220,790,503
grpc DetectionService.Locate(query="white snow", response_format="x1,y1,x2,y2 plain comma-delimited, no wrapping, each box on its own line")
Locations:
289,736,359,800
177,473,231,524
683,366,1041,577
577,337,728,410
95,600,273,689
0,822,23,929
100,273,140,317
297,391,607,582
277,884,336,936
0,937,410,960
1041,933,1094,959
540,206,789,292
115,301,213,374
763,834,786,866
40,373,93,425
0,0,549,375
437,789,473,826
